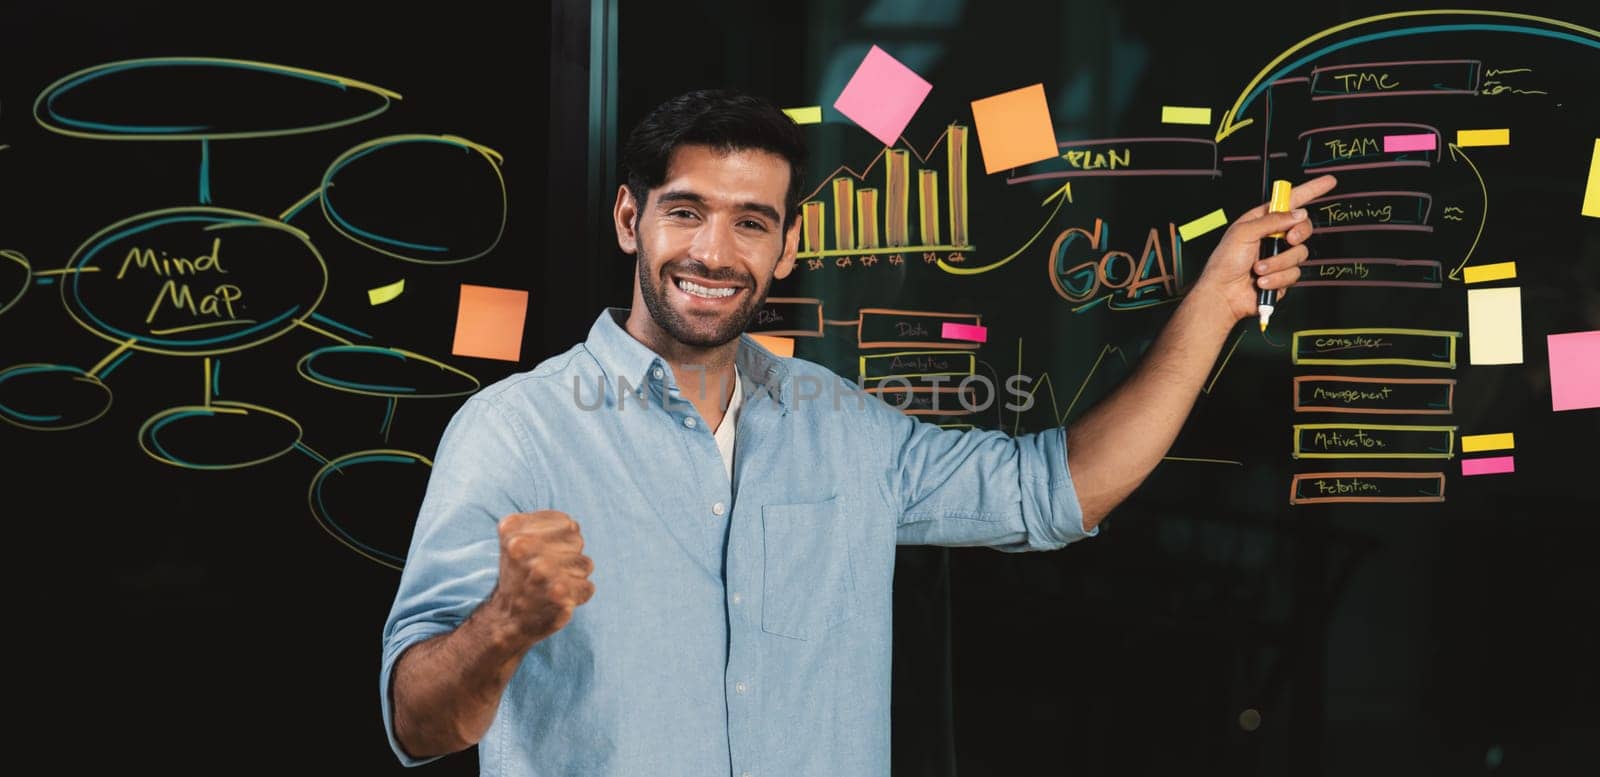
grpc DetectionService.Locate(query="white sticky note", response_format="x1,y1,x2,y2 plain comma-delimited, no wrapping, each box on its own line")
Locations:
1467,287,1523,365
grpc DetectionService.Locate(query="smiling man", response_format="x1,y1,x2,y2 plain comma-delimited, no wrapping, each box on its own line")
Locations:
380,89,1334,776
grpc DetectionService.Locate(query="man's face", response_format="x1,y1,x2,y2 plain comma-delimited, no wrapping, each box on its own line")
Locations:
616,145,798,350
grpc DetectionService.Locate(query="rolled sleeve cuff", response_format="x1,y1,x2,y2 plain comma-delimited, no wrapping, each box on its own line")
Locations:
379,621,455,767
1016,426,1096,550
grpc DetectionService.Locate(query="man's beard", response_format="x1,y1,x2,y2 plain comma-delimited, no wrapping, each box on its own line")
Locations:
637,243,772,348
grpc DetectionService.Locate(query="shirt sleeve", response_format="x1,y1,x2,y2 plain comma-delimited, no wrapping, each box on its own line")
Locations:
379,393,540,766
875,398,1096,552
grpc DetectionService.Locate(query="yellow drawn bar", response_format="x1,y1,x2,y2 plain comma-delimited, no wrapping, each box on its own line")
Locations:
1177,208,1228,241
783,106,822,125
1462,261,1516,284
367,279,405,305
1456,128,1509,147
1161,106,1212,125
1584,139,1600,218
1461,432,1515,453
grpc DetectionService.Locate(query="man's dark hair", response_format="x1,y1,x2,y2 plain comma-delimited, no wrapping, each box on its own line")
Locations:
619,89,809,231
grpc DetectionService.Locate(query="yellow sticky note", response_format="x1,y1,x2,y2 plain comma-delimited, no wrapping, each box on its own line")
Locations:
1582,139,1600,218
1161,106,1211,125
1466,287,1522,365
1178,209,1228,241
367,278,405,305
969,84,1059,174
1461,432,1515,453
750,334,794,357
1456,128,1510,147
1461,262,1516,284
452,284,528,362
783,106,822,125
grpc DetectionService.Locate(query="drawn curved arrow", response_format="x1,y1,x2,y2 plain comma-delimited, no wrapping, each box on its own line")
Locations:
936,182,1070,276
1446,143,1487,282
1215,10,1600,143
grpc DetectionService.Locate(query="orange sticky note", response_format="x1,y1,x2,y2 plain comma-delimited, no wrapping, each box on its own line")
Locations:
452,284,528,362
969,84,1058,174
750,334,794,357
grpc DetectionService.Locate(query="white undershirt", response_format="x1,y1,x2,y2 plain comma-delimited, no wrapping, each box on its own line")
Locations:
712,368,743,483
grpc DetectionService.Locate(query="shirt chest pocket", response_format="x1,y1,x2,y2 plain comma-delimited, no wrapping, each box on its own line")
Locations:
760,495,856,640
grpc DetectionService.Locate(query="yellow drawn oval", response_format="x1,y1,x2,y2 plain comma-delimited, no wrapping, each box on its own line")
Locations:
33,57,399,141
307,449,434,569
320,134,507,265
296,345,481,399
138,400,303,470
0,363,112,431
1,249,29,317
61,207,327,356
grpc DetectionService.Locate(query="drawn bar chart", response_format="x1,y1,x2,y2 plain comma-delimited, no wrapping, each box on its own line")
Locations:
800,126,972,259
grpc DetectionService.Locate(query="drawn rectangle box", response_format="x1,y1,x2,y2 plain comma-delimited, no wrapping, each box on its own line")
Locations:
859,350,975,386
1290,472,1447,504
1299,122,1441,173
1043,137,1220,178
749,297,824,337
1292,328,1460,368
1302,191,1434,233
1293,376,1456,414
1293,423,1457,459
858,308,983,349
864,379,981,417
1297,259,1443,288
1308,60,1480,100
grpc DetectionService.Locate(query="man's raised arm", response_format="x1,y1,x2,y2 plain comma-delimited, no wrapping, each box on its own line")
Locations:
1064,175,1338,529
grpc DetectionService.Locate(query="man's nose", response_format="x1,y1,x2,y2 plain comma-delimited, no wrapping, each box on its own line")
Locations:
687,217,737,269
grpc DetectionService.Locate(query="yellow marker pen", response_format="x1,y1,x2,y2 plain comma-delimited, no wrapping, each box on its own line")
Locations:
1258,179,1293,331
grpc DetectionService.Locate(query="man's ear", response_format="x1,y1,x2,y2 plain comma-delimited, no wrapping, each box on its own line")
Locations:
613,185,641,255
773,217,801,280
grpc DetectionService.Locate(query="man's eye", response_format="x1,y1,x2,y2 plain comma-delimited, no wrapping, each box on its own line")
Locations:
668,209,698,219
739,220,769,231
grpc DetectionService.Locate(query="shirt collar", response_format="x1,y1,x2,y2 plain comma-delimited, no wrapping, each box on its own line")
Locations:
584,307,793,410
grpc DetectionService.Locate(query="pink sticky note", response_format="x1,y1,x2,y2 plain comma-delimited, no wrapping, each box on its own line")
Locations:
452,284,528,362
1461,456,1515,476
1383,133,1437,153
832,45,933,147
941,322,988,342
1548,330,1600,411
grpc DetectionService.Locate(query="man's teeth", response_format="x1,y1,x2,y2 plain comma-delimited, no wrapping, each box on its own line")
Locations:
677,279,736,298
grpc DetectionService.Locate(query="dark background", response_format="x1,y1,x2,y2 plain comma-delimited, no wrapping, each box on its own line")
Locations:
2,1,1597,774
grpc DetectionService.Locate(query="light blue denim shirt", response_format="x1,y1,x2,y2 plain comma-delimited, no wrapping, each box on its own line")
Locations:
381,307,1094,776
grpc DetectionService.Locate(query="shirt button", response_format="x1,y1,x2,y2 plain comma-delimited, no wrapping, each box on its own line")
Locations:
712,502,725,516
652,367,664,380
683,417,697,429
742,772,752,777
735,681,747,694
731,592,742,605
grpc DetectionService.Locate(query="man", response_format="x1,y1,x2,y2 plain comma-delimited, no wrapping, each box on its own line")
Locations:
381,88,1334,775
